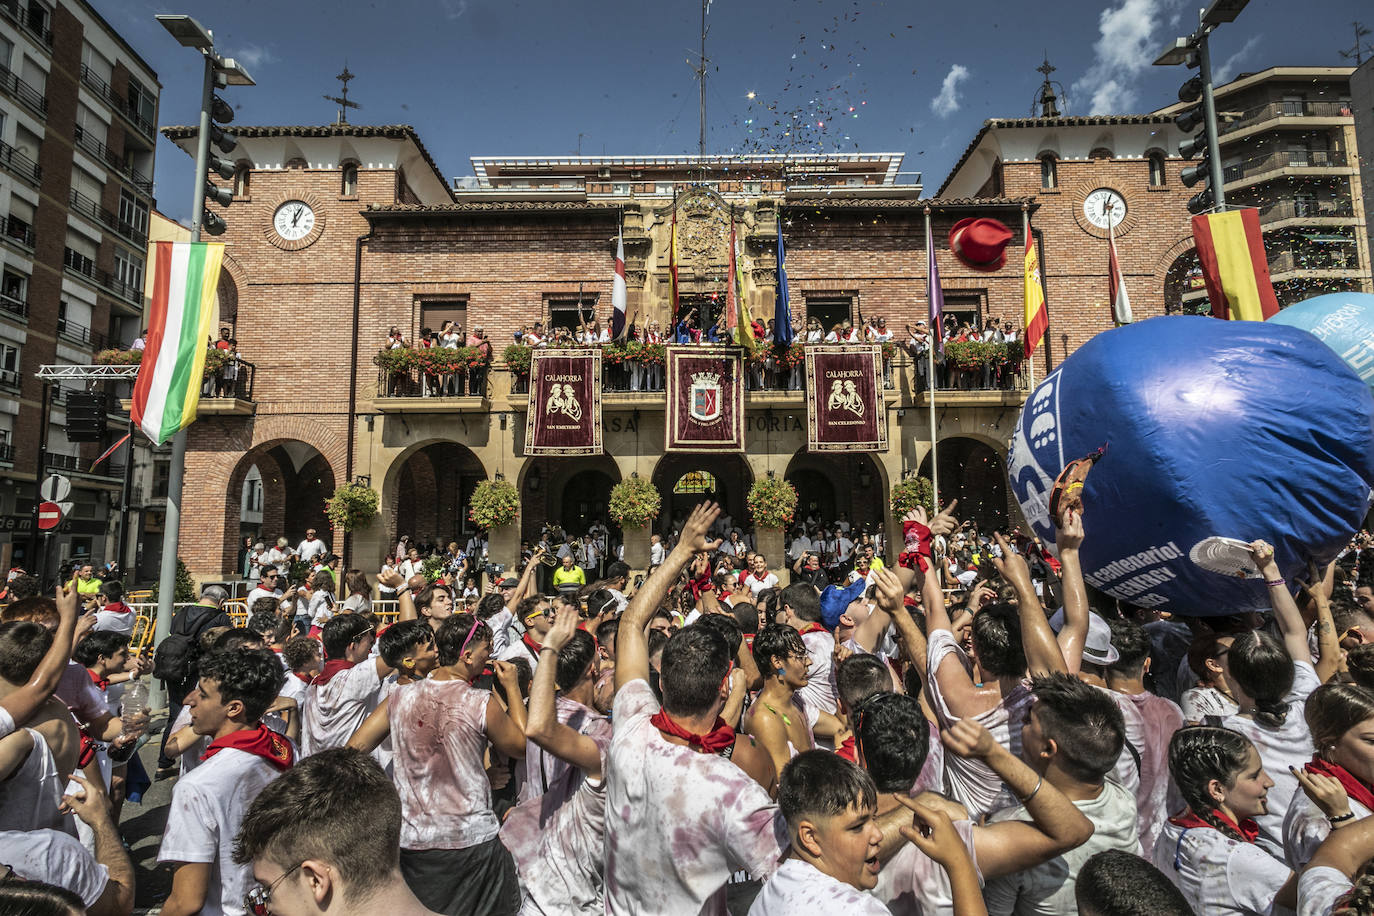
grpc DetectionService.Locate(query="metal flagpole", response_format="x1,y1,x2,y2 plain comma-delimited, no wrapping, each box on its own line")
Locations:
1023,208,1036,389
923,207,939,509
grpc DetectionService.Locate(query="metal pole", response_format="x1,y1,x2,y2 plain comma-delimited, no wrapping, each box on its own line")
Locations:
26,380,49,582
116,417,135,581
698,0,707,157
1196,29,1226,210
923,208,939,510
152,46,214,700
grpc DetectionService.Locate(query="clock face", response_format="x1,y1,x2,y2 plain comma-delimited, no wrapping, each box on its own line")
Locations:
273,201,316,241
1083,188,1126,230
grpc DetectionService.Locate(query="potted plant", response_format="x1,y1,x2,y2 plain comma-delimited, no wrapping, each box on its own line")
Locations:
468,477,520,530
747,477,798,530
502,343,533,379
890,475,935,517
608,476,662,529
324,482,379,532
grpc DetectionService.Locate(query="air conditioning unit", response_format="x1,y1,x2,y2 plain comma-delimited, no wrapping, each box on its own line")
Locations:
597,168,611,179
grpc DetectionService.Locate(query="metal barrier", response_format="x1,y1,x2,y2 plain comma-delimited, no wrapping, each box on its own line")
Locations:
125,598,404,654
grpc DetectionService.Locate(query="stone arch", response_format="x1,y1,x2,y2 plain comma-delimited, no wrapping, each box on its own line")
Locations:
517,453,621,543
783,449,888,535
917,436,1009,530
650,453,754,536
224,441,337,575
381,439,487,552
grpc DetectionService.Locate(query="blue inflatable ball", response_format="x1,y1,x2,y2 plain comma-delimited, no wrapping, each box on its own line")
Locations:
1008,315,1374,616
1268,292,1374,390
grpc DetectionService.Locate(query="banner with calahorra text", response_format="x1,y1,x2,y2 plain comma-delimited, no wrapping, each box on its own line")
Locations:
525,348,602,456
805,344,886,452
665,346,744,452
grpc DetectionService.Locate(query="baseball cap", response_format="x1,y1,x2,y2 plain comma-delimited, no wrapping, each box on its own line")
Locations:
819,578,868,630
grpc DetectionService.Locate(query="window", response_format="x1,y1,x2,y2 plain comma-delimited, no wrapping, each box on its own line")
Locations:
419,299,467,337
804,297,852,333
152,460,170,499
1294,192,1318,217
1039,154,1058,190
113,248,144,291
1148,152,1166,187
118,189,148,235
233,163,250,197
1089,147,1112,160
1,269,27,306
286,157,307,170
1282,95,1304,116
942,294,984,333
125,77,155,128
673,471,717,494
0,35,13,70
341,162,358,196
0,342,19,386
548,295,598,332
80,42,111,87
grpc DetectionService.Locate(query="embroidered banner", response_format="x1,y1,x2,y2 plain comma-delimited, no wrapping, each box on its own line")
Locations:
665,346,744,452
806,344,887,451
525,349,602,456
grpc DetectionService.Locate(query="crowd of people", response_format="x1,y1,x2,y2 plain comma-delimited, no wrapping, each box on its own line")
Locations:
11,495,1374,914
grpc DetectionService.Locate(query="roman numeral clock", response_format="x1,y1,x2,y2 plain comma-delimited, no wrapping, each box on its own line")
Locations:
265,193,326,251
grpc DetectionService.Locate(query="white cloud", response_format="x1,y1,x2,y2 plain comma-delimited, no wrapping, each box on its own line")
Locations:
1072,0,1181,114
930,64,969,118
1213,35,1261,85
439,0,468,20
231,44,274,70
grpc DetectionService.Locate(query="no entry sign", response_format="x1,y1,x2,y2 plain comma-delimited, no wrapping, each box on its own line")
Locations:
37,501,62,530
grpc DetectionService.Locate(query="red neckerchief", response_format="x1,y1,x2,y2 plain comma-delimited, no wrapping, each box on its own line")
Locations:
1307,758,1374,813
689,573,714,600
314,658,355,687
898,519,933,572
649,710,736,754
1169,808,1259,843
837,735,857,762
292,671,315,686
87,669,109,691
522,632,544,656
202,724,294,771
103,601,133,615
799,623,828,637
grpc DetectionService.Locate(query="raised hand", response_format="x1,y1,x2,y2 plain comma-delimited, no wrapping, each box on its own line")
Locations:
1248,540,1278,575
1293,766,1352,820
679,502,724,554
871,565,905,615
1056,508,1084,552
990,532,1035,592
895,795,969,867
941,718,999,760
928,499,960,538
377,567,405,590
544,602,579,652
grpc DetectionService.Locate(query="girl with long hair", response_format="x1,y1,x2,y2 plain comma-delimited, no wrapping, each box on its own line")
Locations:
1285,683,1374,867
1153,726,1296,913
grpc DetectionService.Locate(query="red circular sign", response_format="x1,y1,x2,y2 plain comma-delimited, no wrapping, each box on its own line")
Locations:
37,501,61,530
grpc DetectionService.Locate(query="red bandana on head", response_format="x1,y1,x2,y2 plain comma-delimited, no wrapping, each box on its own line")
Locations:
313,658,355,687
650,711,736,754
1307,757,1374,813
1169,808,1259,843
202,724,294,771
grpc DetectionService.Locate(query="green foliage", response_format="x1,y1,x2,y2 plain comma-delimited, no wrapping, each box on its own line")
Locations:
608,476,662,528
420,555,446,582
468,477,520,529
890,476,935,517
943,340,1022,371
324,482,379,532
747,477,799,529
503,344,533,377
149,556,196,603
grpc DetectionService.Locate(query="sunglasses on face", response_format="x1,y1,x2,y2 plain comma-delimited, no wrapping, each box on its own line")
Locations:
245,862,303,916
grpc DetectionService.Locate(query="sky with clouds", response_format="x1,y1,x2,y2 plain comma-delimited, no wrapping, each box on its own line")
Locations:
107,0,1370,222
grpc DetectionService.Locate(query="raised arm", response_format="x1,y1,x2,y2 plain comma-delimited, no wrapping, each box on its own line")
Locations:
992,532,1066,677
1307,561,1342,683
3,587,78,727
617,501,721,690
346,696,392,754
510,547,545,609
526,606,602,779
897,798,990,916
1250,540,1313,665
486,660,528,758
1053,510,1088,675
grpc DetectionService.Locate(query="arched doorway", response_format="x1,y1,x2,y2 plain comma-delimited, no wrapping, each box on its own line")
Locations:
918,437,1008,531
388,442,486,553
519,454,621,543
784,450,886,535
651,453,753,536
226,440,337,570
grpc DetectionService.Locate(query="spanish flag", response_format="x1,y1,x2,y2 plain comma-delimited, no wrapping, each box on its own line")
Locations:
1191,208,1279,321
1023,233,1048,359
669,197,680,319
727,216,757,352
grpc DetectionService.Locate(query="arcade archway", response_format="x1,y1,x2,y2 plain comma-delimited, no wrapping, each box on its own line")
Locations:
918,437,1009,531
651,453,753,536
784,450,886,535
519,454,621,543
388,442,486,552
227,440,336,567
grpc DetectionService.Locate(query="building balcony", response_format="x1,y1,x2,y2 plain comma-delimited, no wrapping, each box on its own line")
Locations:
1267,246,1365,284
46,452,123,482
56,318,107,351
0,61,46,119
71,126,153,197
78,64,156,144
62,247,143,307
0,443,12,465
0,291,26,321
2,215,34,252
0,139,41,187
1223,150,1353,191
1257,199,1358,230
68,188,148,247
117,358,258,417
0,367,19,392
0,0,50,46
1219,100,1352,141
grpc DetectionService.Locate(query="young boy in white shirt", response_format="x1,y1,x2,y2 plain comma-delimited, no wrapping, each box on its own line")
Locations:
300,615,396,757
158,647,292,916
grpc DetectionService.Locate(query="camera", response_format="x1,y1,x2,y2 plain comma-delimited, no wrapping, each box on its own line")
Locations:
483,562,505,580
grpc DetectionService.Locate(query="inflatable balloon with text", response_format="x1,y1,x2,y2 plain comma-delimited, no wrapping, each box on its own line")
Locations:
1007,315,1374,615
1267,291,1374,391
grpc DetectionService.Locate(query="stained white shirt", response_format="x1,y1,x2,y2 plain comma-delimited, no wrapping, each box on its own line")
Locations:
749,858,890,915
0,828,108,906
301,661,382,757
1152,818,1291,916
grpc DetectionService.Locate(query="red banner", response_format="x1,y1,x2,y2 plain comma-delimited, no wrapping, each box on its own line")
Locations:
806,345,887,452
665,346,744,452
525,349,602,456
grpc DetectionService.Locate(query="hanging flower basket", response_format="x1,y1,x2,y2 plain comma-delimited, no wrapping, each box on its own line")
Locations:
747,477,798,530
608,476,662,529
890,476,935,517
468,478,520,529
324,482,379,532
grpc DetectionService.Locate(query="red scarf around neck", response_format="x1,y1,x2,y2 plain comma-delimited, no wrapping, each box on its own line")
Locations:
314,658,355,687
522,632,544,656
1307,757,1374,814
650,710,736,754
292,671,315,686
836,735,857,762
1169,808,1259,843
202,724,295,771
798,622,829,637
87,669,109,691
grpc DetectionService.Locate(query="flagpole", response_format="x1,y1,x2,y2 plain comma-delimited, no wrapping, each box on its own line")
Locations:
924,207,939,510
1023,208,1036,389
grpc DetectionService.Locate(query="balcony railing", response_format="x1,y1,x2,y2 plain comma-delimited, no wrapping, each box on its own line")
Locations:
68,188,148,246
71,126,153,196
63,247,143,306
1224,149,1349,183
0,291,26,320
1259,199,1355,223
0,139,41,186
2,215,33,249
0,443,12,463
0,61,47,118
1269,248,1360,275
77,64,156,143
0,367,20,390
202,357,256,401
1221,99,1352,135
46,452,123,479
22,6,51,46
56,318,107,350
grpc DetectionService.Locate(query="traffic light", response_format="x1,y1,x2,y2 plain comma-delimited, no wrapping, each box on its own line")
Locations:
65,392,107,442
1169,46,1216,215
201,74,242,237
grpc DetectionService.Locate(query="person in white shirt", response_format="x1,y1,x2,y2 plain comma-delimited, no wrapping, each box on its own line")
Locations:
306,570,337,631
158,647,293,916
605,502,785,915
1152,725,1296,914
1283,683,1374,868
300,615,397,758
738,553,780,597
777,582,849,723
648,534,665,569
245,570,288,612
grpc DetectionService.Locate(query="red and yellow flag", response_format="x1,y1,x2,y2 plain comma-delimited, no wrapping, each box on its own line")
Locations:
669,201,680,319
1191,208,1279,321
1023,235,1048,359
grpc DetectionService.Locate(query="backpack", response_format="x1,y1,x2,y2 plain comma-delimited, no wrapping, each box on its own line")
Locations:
152,605,222,684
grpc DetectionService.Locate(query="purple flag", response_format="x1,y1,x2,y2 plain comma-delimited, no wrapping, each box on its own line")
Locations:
926,217,945,355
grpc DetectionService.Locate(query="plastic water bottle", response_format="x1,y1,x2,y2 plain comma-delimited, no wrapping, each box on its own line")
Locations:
120,680,150,739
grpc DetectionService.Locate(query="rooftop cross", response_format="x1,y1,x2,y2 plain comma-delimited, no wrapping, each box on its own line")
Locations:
323,65,362,125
